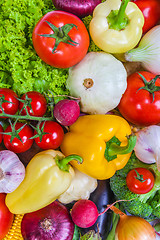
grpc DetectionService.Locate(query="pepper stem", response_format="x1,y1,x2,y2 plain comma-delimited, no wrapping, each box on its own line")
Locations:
107,0,130,31
108,134,137,156
55,155,83,172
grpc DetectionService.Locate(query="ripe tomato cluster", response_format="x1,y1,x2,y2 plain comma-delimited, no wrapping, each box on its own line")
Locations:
0,88,64,153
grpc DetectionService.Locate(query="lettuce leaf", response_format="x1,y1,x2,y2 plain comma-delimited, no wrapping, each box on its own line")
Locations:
0,0,69,95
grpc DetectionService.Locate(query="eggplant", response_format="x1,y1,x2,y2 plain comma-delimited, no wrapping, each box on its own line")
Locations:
80,179,115,239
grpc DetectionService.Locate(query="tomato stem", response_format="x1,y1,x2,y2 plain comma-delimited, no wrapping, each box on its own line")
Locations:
2,120,27,143
134,169,148,183
0,112,54,121
37,21,78,53
0,92,55,121
58,27,65,38
137,73,160,102
29,121,50,142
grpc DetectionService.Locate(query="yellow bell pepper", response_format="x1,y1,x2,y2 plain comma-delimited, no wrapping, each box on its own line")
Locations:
89,0,144,53
5,149,82,214
60,115,136,180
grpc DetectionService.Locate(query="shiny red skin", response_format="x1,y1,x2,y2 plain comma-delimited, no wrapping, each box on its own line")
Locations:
19,91,47,117
34,121,64,150
53,99,80,126
0,88,19,116
32,11,90,68
126,168,155,194
118,71,160,126
0,124,3,144
3,122,34,153
0,193,14,240
132,0,160,33
71,199,99,228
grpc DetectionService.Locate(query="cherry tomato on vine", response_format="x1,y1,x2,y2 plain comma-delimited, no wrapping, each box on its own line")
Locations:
3,122,34,153
0,193,14,240
0,88,19,116
19,91,47,117
118,71,160,126
34,121,64,150
126,167,155,194
132,0,160,33
32,11,90,68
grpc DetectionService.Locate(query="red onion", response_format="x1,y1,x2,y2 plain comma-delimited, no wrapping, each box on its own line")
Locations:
21,200,75,240
52,0,102,18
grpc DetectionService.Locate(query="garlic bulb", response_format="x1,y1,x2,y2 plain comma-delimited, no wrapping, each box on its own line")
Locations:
134,125,160,171
0,150,25,193
58,168,97,204
66,52,127,114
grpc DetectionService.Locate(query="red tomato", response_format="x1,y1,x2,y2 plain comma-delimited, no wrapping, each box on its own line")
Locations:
132,0,160,33
0,88,19,116
0,124,3,144
19,91,47,117
32,11,90,68
3,122,34,153
126,168,155,194
118,71,160,126
34,121,64,150
0,193,14,240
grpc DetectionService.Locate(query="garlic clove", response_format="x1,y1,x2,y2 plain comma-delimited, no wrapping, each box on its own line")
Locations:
0,150,25,193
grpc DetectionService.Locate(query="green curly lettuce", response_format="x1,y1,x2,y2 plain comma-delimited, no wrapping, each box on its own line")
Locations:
0,0,69,95
0,0,99,95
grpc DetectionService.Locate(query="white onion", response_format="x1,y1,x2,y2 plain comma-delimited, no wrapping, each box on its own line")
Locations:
0,150,25,193
125,25,160,75
134,125,160,171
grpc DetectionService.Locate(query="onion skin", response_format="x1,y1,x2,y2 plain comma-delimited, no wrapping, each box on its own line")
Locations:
115,214,156,240
52,0,102,18
21,200,75,240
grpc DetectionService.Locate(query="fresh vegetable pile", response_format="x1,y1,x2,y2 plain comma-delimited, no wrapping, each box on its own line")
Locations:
0,0,160,239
